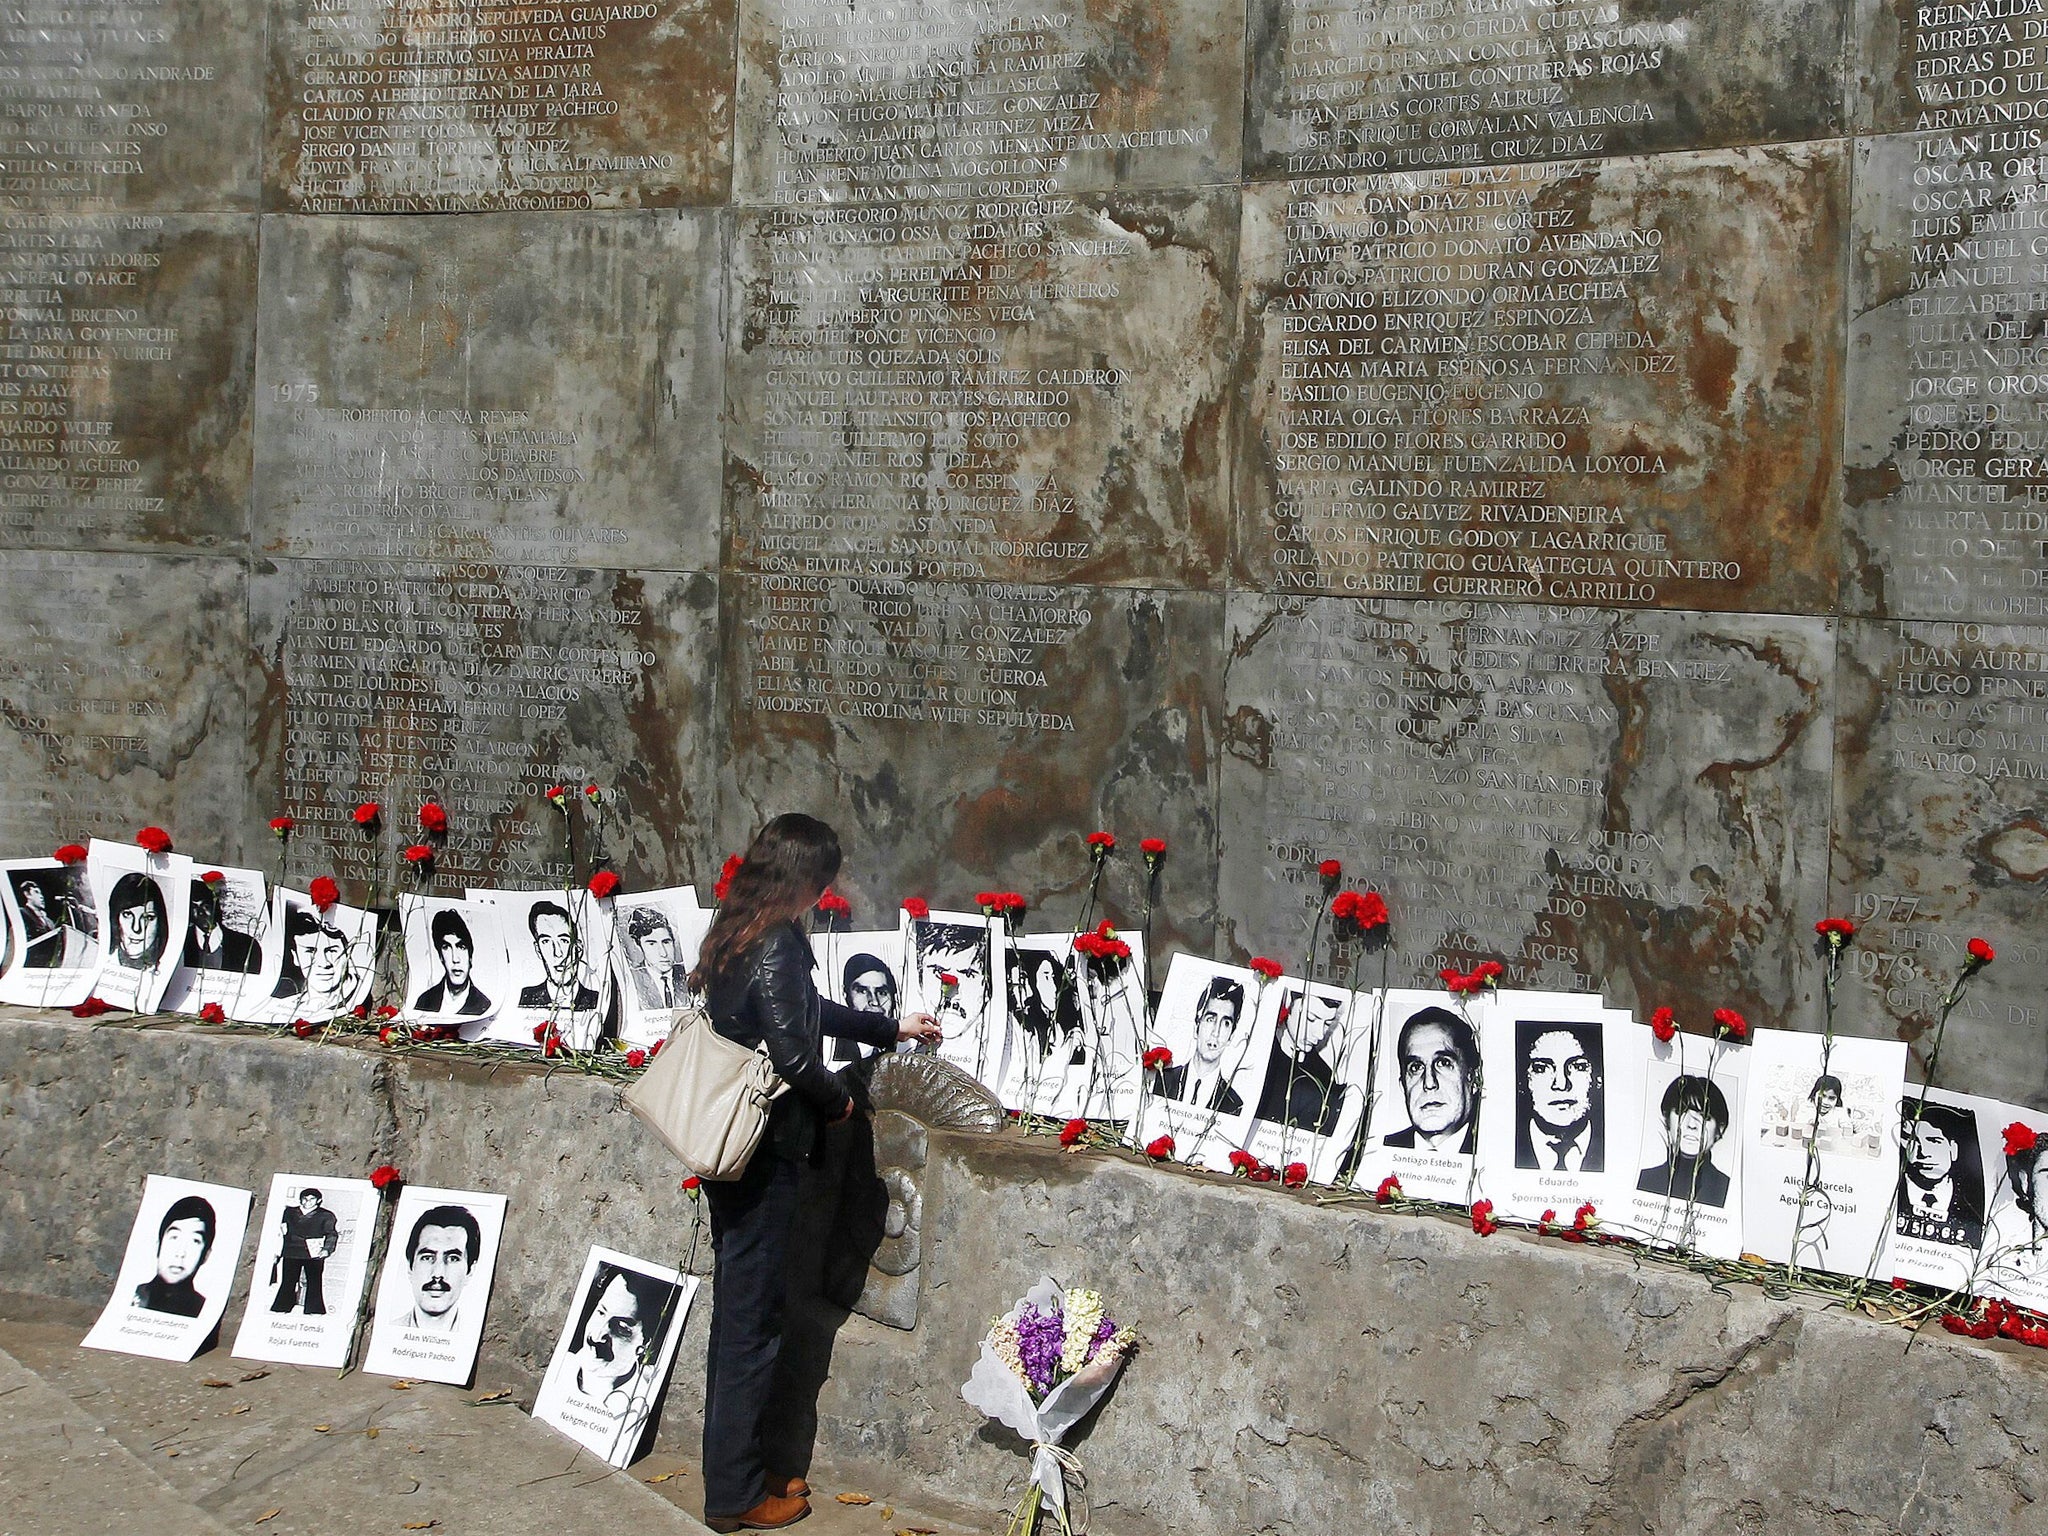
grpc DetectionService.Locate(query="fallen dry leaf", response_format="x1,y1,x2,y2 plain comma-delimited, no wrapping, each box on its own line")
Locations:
409,1444,424,1454
312,1425,331,1434
879,1509,893,1522
836,1493,874,1506
389,1380,414,1391
364,1427,380,1440
202,1378,231,1389
643,1470,684,1484
239,1370,269,1383
471,1389,512,1404
253,1510,281,1525
896,1527,938,1535
401,1524,440,1531
228,1404,251,1416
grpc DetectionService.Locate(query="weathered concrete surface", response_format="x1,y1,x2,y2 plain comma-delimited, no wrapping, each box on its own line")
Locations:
4,1016,2045,1536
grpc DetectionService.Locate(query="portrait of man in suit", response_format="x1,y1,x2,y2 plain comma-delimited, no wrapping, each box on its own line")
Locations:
1155,974,1247,1114
411,909,493,1017
519,900,599,1014
1895,1100,1985,1247
624,906,690,1012
1381,1005,1480,1154
183,877,260,974
1515,1020,1605,1173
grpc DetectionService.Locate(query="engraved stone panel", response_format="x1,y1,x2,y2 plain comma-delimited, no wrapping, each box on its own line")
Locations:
732,0,1245,205
1853,0,2043,137
720,575,1220,954
251,210,723,572
725,187,1236,589
0,551,250,855
1844,129,2048,622
0,0,263,211
1237,145,1846,613
1245,0,1844,182
252,558,719,895
1832,618,2048,1108
1217,595,1834,1023
0,214,255,552
264,0,736,212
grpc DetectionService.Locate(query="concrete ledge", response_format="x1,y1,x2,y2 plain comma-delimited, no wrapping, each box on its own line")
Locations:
2,1014,2043,1535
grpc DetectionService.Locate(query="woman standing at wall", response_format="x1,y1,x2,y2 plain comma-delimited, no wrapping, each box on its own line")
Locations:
692,813,941,1532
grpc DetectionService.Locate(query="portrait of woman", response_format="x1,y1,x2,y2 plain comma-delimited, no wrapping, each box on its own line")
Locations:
95,872,171,1010
1010,944,1081,1067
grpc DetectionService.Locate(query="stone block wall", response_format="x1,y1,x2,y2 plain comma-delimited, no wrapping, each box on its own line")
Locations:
1,1016,2042,1534
1,0,2045,1104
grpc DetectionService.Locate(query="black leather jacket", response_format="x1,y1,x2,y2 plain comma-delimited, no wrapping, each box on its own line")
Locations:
705,920,898,1163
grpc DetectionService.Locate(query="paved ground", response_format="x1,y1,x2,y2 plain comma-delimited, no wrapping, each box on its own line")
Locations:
0,1292,986,1536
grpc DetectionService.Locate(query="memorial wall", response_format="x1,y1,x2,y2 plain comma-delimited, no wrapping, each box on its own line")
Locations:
3,0,2046,1104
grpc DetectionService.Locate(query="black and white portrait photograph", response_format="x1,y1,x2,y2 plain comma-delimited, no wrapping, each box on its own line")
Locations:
1477,998,1644,1224
813,926,904,1065
532,1245,698,1469
240,886,377,1026
1981,1108,2048,1312
1896,1099,1985,1247
1131,956,1274,1173
1741,1030,1906,1275
1621,1042,1750,1261
616,887,712,1047
161,865,269,1016
472,889,616,1051
903,909,1007,1091
1354,992,1486,1205
398,895,512,1034
1240,975,1368,1180
81,1174,253,1363
87,839,192,1016
362,1184,509,1386
231,1173,377,1369
0,856,101,1008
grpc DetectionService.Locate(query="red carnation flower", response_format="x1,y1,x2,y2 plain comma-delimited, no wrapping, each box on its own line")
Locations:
1473,960,1505,983
417,802,448,834
584,783,602,804
351,802,379,828
1943,1311,1998,1340
309,876,340,911
902,897,929,920
1538,1209,1558,1234
2005,1122,2039,1157
974,890,996,909
269,816,294,838
291,1018,317,1038
626,1048,647,1069
1142,1046,1173,1071
587,869,621,899
1969,937,1996,964
681,1175,701,1195
712,852,743,904
1712,1007,1749,1041
1317,858,1341,881
1374,1175,1402,1204
1574,1201,1597,1226
1140,837,1167,858
71,996,113,1018
369,1164,402,1192
1330,890,1362,921
377,1025,398,1046
1247,1161,1277,1183
376,1004,398,1019
1814,917,1856,944
199,1002,226,1024
1228,1148,1257,1174
1143,1135,1175,1161
1059,1118,1088,1147
937,971,958,990
403,843,433,867
1470,1199,1499,1235
1356,890,1389,930
1087,830,1116,852
1650,1006,1677,1043
136,826,172,854
196,870,223,888
544,785,568,809
351,1003,369,1019
1282,1162,1308,1189
816,890,850,918
52,843,86,865
996,892,1026,915
1249,957,1284,980
648,1038,663,1061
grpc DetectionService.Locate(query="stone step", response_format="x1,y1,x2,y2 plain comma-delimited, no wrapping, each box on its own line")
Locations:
0,1293,716,1536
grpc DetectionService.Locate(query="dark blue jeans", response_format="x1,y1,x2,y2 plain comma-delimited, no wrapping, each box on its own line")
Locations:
702,1151,802,1518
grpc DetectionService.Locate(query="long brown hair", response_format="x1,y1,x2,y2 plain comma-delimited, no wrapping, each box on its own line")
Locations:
690,813,842,988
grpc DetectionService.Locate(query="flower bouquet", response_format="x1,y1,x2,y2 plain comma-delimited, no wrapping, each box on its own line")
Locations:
961,1277,1137,1535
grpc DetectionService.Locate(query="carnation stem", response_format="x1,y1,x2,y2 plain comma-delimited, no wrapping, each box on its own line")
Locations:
1788,943,1842,1287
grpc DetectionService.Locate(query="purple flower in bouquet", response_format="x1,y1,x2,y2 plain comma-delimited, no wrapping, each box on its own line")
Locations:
1015,1303,1066,1396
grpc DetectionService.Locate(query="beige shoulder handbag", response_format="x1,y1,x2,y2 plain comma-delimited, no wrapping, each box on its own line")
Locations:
622,1004,789,1180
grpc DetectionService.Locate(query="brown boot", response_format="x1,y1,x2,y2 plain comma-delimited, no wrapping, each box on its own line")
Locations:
705,1493,811,1532
771,1475,811,1499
